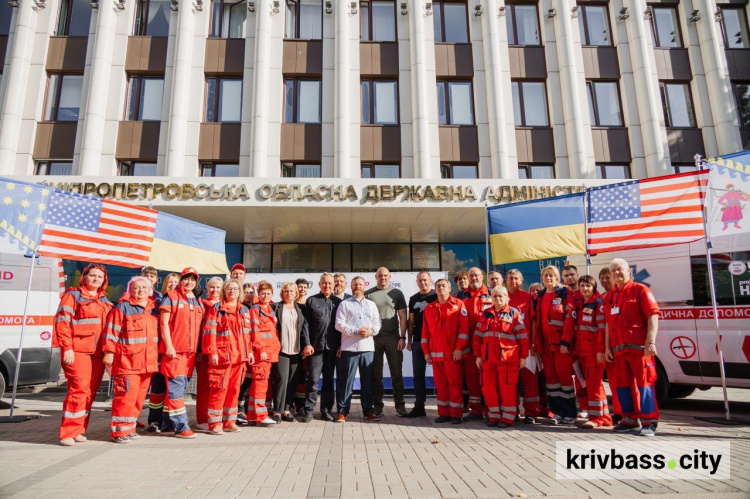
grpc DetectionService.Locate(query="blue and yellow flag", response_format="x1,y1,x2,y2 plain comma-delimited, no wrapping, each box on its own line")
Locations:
487,193,586,264
148,212,230,275
0,178,53,256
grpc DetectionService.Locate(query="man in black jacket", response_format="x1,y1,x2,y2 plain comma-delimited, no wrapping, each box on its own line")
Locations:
301,273,342,422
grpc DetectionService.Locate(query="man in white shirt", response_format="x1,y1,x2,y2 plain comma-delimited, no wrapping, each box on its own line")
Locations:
334,276,382,422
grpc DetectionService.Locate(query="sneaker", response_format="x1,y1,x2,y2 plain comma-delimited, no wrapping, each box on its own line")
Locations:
407,407,426,418
463,413,484,422
59,438,75,446
581,421,598,429
282,413,296,423
209,427,224,435
434,416,451,423
524,416,537,425
639,423,658,437
451,417,462,424
259,417,277,427
129,432,141,440
195,423,209,431
175,430,197,439
562,417,577,425
613,422,641,434
302,413,313,423
237,413,249,426
486,421,498,427
548,415,562,426
148,422,161,433
224,424,241,433
577,411,589,420
374,408,384,418
74,434,87,443
498,422,512,428
336,414,346,423
112,436,131,444
319,412,334,422
396,404,408,417
273,414,282,423
363,412,380,422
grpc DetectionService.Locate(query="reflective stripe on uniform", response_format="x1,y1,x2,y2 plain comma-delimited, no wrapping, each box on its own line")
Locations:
57,305,75,315
457,334,468,340
432,352,444,358
63,409,89,419
55,316,71,323
72,318,101,325
106,322,122,332
112,416,138,423
614,343,644,352
549,320,564,327
119,336,147,345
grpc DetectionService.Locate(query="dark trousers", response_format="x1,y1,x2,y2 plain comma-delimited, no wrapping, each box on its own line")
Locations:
304,350,337,415
272,353,302,413
337,351,374,414
411,340,427,409
147,372,167,425
373,334,405,411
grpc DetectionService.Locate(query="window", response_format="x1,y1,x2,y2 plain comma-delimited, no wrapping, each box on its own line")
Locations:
518,165,555,178
352,243,411,271
360,0,396,41
201,163,241,176
362,163,400,178
719,7,750,49
596,164,630,179
210,0,247,38
284,79,322,123
56,0,92,36
506,4,540,46
672,164,698,174
735,83,750,128
440,163,477,179
691,251,750,306
282,163,321,177
0,2,12,35
134,0,171,36
660,82,695,127
649,6,681,48
244,243,272,272
119,162,158,176
511,81,548,126
285,0,323,39
437,81,474,125
206,78,243,123
35,162,73,175
587,81,622,126
433,1,469,43
273,244,333,272
126,76,164,121
577,4,612,46
361,80,398,124
45,74,83,121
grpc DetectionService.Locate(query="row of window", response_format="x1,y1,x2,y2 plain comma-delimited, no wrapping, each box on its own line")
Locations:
5,0,745,50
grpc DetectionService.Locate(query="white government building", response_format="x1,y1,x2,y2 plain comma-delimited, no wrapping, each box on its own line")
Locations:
0,0,747,275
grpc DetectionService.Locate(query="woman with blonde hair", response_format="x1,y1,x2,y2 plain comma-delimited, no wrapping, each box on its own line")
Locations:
272,282,309,422
161,273,180,296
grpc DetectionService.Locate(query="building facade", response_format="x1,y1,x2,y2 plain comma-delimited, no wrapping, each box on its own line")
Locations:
0,0,747,276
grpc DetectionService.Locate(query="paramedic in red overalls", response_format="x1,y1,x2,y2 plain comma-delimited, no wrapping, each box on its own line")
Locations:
195,276,223,430
102,276,159,443
562,275,612,428
422,278,469,423
249,281,281,427
160,267,204,439
473,286,529,427
55,264,112,446
535,265,577,425
605,258,660,437
459,267,491,420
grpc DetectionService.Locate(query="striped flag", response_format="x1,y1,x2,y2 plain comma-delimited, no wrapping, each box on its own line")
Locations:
38,191,157,268
587,170,707,255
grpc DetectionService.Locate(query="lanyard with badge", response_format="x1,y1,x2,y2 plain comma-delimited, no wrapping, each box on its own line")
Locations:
611,289,622,315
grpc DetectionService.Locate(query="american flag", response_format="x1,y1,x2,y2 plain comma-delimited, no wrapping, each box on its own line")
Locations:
587,170,707,255
38,191,158,268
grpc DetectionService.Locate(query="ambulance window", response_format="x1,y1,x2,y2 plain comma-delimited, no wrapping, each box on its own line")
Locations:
690,252,750,306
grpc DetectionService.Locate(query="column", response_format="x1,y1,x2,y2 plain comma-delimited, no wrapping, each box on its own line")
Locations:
0,1,37,174
480,0,517,178
249,3,272,177
165,2,196,176
334,0,351,177
624,0,670,176
78,2,118,175
239,5,254,176
408,0,434,179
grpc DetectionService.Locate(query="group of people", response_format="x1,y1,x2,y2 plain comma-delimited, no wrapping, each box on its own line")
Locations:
53,258,661,446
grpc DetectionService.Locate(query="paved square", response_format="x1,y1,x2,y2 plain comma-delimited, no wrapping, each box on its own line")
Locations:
0,388,748,498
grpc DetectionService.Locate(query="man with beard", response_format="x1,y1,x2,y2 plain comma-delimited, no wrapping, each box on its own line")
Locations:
333,273,352,301
405,271,437,418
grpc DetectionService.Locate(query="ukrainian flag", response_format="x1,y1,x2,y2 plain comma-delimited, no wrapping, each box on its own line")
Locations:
487,193,586,264
147,212,230,274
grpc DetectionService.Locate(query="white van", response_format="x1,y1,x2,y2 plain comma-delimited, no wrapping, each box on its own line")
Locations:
0,254,63,399
570,233,750,404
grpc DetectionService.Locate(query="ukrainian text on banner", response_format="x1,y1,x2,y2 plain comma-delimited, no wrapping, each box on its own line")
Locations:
487,193,586,265
586,171,707,255
0,178,53,256
706,151,750,243
148,212,230,275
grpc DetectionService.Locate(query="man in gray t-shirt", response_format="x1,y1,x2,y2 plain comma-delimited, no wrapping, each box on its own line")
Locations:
365,267,408,416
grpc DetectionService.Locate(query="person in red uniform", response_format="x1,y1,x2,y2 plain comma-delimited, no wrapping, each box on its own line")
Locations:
422,279,469,424
102,276,159,443
248,281,281,427
473,286,529,428
160,267,204,438
598,267,622,423
535,265,577,424
55,264,113,446
203,279,255,434
506,269,540,424
562,275,612,428
458,267,490,421
605,258,660,436
562,264,588,417
194,276,223,431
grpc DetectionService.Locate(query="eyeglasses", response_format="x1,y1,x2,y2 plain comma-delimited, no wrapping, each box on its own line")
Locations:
226,287,240,292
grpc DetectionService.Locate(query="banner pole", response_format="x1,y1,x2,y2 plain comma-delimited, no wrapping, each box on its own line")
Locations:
8,254,37,419
582,184,591,275
484,203,491,277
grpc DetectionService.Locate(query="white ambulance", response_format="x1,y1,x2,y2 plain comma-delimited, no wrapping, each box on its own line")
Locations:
0,254,63,399
572,233,750,404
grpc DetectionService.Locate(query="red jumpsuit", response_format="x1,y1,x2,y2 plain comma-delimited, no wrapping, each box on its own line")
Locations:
54,285,112,440
460,286,491,415
422,296,469,418
563,296,612,426
509,289,539,418
606,280,660,427
203,301,255,429
195,298,219,425
601,291,622,417
248,303,280,424
102,298,160,438
535,287,577,419
473,305,529,425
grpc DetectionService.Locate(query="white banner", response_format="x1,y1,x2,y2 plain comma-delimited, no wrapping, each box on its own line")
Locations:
708,161,750,240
